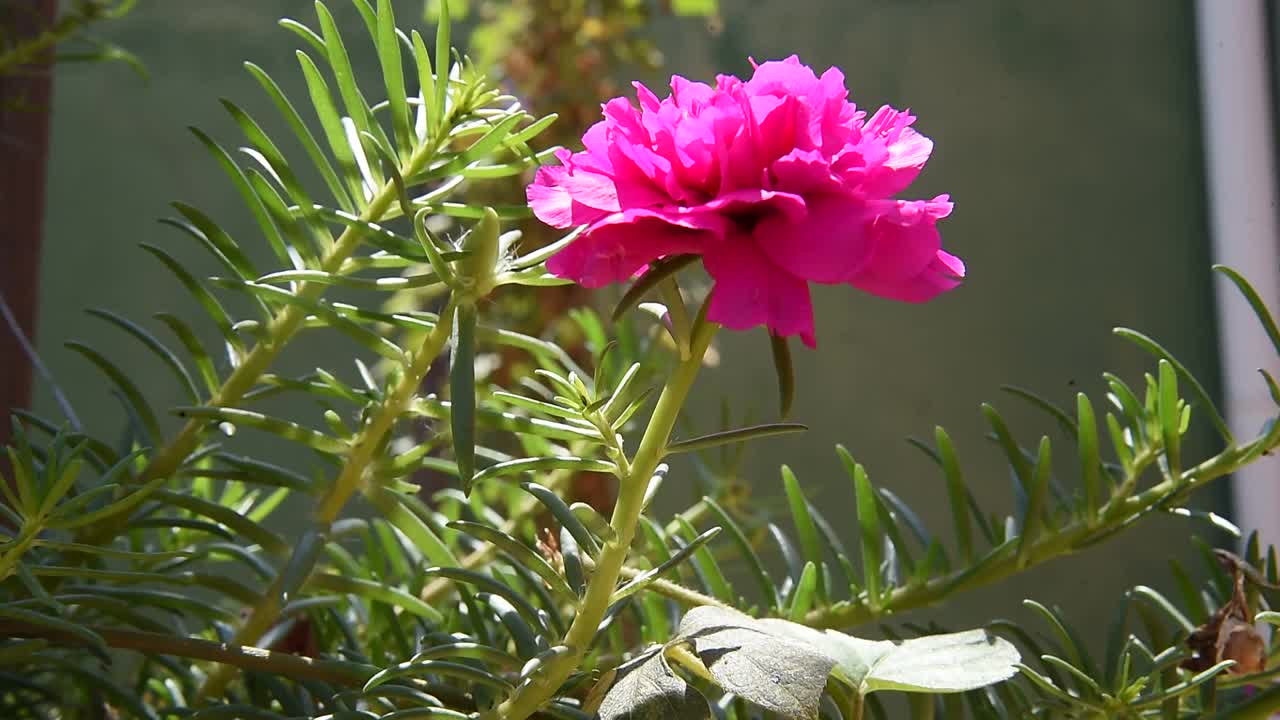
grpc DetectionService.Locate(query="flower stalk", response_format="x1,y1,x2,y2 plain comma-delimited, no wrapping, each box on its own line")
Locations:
197,300,458,700
485,309,718,720
76,129,453,550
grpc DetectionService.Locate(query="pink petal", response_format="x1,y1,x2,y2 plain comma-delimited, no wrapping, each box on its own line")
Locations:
753,193,874,283
527,164,612,229
703,236,817,348
547,210,723,288
846,196,960,301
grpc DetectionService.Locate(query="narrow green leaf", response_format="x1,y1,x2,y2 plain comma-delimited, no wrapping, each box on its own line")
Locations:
307,572,443,624
448,520,575,601
1214,265,1280,358
422,566,548,636
1016,437,1053,567
189,126,293,263
1114,327,1232,445
87,309,200,403
470,456,615,486
313,1,387,153
522,482,601,557
570,502,616,543
451,302,477,491
611,526,721,605
243,61,354,213
610,255,698,323
65,342,161,445
432,0,451,131
842,445,883,607
665,423,807,455
782,465,825,602
296,50,363,203
770,332,796,420
703,496,779,611
139,243,243,356
375,0,412,159
1156,359,1181,474
150,489,288,556
0,606,107,658
172,406,347,454
788,561,819,622
927,428,975,565
672,516,733,603
1076,393,1103,521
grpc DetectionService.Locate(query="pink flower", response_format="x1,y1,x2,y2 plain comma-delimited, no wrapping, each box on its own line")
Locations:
526,56,964,348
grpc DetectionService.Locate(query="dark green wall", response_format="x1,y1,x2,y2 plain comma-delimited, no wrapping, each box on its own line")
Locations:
35,0,1225,638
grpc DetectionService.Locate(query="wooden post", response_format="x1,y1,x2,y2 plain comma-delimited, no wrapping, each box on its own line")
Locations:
0,0,58,454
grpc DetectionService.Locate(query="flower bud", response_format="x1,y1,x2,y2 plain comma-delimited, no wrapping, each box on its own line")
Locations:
459,207,500,298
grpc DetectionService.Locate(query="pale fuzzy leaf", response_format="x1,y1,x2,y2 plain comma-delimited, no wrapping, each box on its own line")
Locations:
860,629,1019,694
678,607,834,720
755,619,894,688
599,647,709,720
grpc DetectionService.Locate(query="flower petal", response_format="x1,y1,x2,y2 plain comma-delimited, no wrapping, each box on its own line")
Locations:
846,196,961,302
547,210,723,288
753,193,873,283
703,236,817,347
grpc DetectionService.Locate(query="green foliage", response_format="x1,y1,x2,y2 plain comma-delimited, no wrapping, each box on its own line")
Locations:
4,3,1280,720
0,1,144,82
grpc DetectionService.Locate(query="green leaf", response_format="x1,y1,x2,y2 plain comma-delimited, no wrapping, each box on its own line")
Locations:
1113,327,1232,446
150,489,288,556
1016,436,1053,567
522,482,602,557
665,423,807,455
672,517,733,603
448,520,576,601
702,497,779,610
0,605,108,658
452,303,477,491
65,342,161,445
1214,265,1280,358
307,572,443,624
1157,359,1182,473
296,50,363,203
375,0,412,159
432,0,451,132
422,566,548,636
782,466,825,602
770,332,796,420
755,620,1018,697
788,561,819,622
139,243,242,356
933,427,975,562
612,527,721,604
87,308,200,403
599,648,709,720
1076,393,1103,521
677,607,834,720
611,255,699,323
842,446,883,606
173,406,347,454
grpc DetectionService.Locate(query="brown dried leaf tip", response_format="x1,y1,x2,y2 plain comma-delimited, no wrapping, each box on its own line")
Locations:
1181,550,1267,675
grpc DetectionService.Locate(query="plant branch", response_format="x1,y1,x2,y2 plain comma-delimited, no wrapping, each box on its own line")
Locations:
197,300,458,700
804,437,1268,630
483,318,719,720
0,622,374,687
74,122,451,551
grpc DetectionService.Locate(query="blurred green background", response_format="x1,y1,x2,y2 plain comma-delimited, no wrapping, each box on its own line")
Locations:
33,0,1225,639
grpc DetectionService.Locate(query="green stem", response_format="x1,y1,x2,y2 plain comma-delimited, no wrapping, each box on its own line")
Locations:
805,440,1263,629
483,321,717,720
74,129,449,550
196,301,457,700
0,621,375,688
